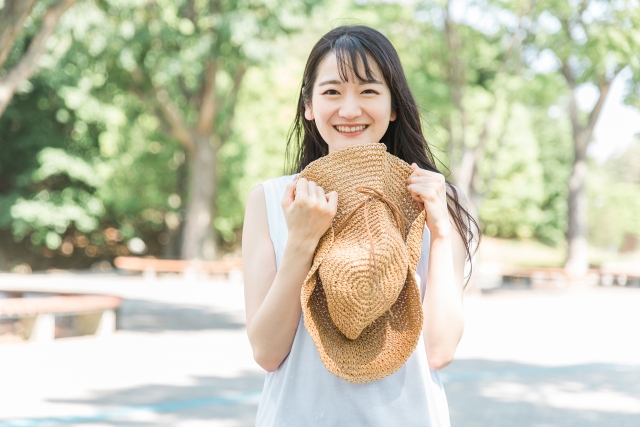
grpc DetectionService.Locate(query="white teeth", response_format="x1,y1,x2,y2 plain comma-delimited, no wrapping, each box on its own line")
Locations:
336,125,366,133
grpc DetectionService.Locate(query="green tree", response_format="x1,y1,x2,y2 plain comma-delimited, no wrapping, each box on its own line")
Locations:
365,0,561,240
58,0,319,260
528,0,640,273
0,57,183,268
0,0,321,268
0,0,76,117
588,137,640,251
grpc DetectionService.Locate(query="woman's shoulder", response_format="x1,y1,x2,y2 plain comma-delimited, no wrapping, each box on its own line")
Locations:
262,174,297,189
259,174,296,201
246,174,296,212
247,174,296,198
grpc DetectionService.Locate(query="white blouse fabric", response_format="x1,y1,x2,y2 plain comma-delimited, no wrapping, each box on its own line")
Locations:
255,174,451,427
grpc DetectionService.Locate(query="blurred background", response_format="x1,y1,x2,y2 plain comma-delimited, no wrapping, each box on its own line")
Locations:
0,0,639,426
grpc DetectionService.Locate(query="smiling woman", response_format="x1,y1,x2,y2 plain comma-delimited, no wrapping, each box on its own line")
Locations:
305,54,396,150
242,25,480,427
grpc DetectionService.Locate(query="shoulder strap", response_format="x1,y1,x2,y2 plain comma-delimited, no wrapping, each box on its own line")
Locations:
261,175,295,270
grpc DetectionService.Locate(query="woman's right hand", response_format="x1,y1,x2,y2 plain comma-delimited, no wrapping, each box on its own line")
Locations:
282,176,338,246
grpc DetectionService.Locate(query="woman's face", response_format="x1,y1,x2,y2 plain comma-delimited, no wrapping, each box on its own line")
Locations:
305,52,396,153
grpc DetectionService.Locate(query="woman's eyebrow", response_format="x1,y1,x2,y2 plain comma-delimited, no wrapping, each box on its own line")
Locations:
318,78,383,86
359,79,383,85
318,79,343,86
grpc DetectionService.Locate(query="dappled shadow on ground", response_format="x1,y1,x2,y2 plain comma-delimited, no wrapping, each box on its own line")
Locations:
46,371,266,427
40,359,640,427
3,358,638,426
444,359,640,427
118,299,245,333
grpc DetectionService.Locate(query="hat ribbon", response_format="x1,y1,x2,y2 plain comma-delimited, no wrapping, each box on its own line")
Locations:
332,186,408,291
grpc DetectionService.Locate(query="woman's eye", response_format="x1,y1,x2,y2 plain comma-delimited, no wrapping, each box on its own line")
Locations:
323,89,339,95
362,89,379,94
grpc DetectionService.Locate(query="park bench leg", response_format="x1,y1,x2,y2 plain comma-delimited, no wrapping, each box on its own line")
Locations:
96,309,116,336
76,309,116,336
183,266,198,281
23,314,56,342
143,267,157,281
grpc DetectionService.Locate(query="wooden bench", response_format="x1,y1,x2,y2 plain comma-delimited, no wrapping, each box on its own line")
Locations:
113,257,243,280
0,294,122,342
598,262,640,286
502,267,601,286
497,265,640,289
479,266,602,292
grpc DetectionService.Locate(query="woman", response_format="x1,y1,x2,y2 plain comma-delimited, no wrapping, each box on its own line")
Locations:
242,25,480,426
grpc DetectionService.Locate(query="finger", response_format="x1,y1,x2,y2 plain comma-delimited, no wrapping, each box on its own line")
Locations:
407,183,423,200
408,163,420,180
407,175,433,185
406,185,424,208
327,191,338,214
316,185,327,207
306,180,318,202
409,183,439,205
282,175,299,206
296,177,309,199
407,169,439,184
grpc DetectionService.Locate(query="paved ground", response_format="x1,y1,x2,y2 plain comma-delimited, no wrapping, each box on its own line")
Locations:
0,273,639,426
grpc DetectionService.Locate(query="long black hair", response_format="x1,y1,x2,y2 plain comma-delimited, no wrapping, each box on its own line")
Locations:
285,25,481,286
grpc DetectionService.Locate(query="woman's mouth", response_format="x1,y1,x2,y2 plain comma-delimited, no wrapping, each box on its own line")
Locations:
333,125,369,133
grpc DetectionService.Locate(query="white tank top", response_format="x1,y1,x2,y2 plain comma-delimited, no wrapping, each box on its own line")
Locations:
256,174,451,427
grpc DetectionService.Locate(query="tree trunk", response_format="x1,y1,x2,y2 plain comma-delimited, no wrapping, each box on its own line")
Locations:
443,2,468,179
181,135,217,260
562,76,613,275
454,146,474,195
0,0,75,117
0,0,38,69
564,152,589,274
151,61,243,261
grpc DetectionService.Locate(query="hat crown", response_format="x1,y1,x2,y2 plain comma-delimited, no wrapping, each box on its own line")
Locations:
319,204,409,339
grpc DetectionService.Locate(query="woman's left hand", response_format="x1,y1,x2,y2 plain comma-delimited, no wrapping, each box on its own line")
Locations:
406,163,451,238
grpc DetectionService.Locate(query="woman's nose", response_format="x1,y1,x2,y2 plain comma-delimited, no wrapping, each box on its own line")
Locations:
338,94,362,119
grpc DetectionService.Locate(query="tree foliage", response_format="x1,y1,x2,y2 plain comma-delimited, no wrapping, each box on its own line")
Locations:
523,0,640,271
0,0,638,270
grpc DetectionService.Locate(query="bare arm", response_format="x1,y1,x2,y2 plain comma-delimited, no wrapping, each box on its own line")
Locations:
421,192,468,370
406,165,469,370
242,177,337,371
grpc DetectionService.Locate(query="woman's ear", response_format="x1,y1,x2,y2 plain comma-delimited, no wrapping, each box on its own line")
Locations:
304,101,314,121
390,110,397,122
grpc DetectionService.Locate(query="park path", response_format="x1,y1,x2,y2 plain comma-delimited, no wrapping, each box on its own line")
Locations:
0,273,639,426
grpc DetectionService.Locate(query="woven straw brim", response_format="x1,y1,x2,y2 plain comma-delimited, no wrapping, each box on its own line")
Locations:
299,143,426,383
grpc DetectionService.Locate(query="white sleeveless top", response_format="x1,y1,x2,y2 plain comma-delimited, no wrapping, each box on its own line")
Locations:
256,174,451,427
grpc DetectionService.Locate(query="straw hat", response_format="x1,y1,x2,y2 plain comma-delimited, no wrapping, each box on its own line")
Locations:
299,142,427,383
